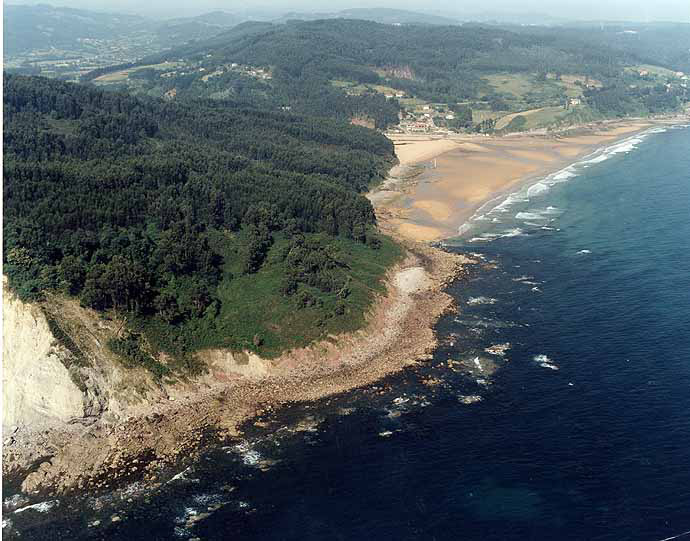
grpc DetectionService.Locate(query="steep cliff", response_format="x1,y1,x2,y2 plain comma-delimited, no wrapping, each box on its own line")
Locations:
2,280,163,433
2,290,85,429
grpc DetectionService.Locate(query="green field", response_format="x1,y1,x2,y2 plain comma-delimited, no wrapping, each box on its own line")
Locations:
93,61,180,84
483,73,536,99
627,64,681,78
495,105,570,131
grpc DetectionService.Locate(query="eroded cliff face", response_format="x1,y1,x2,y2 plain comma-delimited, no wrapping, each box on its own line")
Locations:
2,290,85,429
2,280,164,436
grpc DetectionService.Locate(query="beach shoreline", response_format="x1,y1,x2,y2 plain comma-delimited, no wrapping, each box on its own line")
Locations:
371,115,689,243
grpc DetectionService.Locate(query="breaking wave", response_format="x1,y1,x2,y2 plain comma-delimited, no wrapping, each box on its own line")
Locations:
14,500,59,514
533,354,559,370
457,126,666,241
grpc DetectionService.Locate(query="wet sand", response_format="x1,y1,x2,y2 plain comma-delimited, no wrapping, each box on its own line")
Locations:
375,121,659,242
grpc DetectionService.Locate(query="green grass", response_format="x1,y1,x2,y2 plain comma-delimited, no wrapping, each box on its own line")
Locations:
136,231,404,361
496,105,569,130
331,79,406,98
627,64,680,78
483,73,536,99
471,109,504,122
93,61,181,85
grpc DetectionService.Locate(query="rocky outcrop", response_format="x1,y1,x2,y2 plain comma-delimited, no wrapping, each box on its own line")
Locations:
2,290,85,429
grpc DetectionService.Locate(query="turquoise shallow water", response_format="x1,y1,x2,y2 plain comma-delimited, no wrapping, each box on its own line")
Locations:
4,125,690,540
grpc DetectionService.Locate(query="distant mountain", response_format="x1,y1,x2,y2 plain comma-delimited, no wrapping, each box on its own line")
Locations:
273,8,459,26
455,10,568,25
509,21,690,74
335,8,459,25
152,11,244,47
3,4,244,57
184,10,243,27
3,4,146,55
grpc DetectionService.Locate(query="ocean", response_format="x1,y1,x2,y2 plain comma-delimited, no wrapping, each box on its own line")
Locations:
4,124,690,540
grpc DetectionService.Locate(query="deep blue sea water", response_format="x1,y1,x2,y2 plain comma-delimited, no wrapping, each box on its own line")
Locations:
5,125,690,540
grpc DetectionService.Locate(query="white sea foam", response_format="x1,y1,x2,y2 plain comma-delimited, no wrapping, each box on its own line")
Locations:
14,500,59,514
485,343,511,356
458,395,483,404
457,222,474,236
515,211,547,221
192,493,224,506
490,193,529,214
551,168,577,182
4,494,28,510
232,442,263,467
526,182,550,197
174,506,198,525
468,231,504,243
467,296,497,305
499,228,525,238
473,357,483,370
533,354,559,370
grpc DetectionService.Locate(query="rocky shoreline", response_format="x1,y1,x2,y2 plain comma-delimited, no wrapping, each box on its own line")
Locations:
3,238,473,496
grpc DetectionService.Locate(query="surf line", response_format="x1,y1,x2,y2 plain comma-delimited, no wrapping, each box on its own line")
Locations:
658,528,690,541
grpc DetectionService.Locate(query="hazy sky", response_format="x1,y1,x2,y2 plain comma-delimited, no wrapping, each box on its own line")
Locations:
7,0,690,21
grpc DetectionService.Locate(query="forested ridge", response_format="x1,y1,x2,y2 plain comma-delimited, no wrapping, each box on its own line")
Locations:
3,74,400,372
93,18,689,128
148,18,627,99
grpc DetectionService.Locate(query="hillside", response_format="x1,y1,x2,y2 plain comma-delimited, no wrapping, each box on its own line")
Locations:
3,74,401,374
93,19,689,134
3,4,243,81
3,4,147,56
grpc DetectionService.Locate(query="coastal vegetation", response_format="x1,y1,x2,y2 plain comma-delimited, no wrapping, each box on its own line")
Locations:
3,74,401,372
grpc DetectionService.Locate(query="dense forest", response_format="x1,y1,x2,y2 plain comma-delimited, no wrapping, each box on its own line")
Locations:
508,23,690,75
3,75,401,372
146,19,629,96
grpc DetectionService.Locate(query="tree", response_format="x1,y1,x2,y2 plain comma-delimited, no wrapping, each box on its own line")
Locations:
58,255,87,294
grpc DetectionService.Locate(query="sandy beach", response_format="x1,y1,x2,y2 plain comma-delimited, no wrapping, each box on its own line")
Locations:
370,120,670,242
